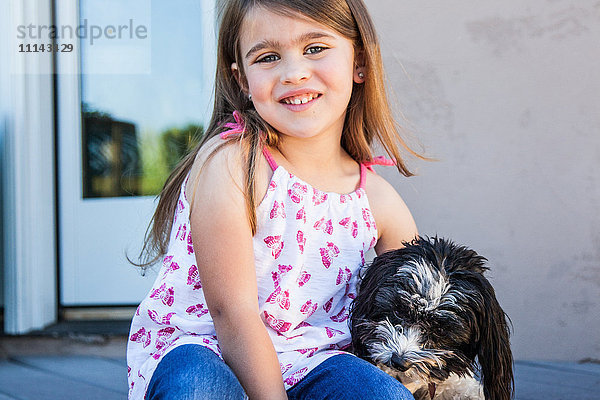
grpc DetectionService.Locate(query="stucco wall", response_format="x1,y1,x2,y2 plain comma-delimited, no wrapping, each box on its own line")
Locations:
365,0,600,361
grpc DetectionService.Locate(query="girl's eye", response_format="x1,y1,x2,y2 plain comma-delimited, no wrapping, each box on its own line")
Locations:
256,54,280,63
305,46,326,55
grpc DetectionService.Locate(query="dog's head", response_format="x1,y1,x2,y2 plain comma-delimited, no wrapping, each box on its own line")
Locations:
350,236,514,400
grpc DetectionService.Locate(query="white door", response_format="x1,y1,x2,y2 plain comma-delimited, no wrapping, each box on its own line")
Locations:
56,0,216,305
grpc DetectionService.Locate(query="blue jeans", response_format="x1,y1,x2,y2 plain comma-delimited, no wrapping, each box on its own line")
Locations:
147,344,414,399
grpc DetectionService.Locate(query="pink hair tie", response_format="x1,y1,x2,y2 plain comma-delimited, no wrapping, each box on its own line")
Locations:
220,110,245,139
364,156,396,172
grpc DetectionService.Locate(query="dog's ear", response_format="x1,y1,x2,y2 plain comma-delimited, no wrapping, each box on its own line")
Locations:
350,248,412,357
476,277,514,400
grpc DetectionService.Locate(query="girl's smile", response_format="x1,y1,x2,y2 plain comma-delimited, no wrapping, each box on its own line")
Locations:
279,89,323,111
233,7,363,142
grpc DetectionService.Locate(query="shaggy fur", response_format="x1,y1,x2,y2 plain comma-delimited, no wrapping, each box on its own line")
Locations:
350,237,514,400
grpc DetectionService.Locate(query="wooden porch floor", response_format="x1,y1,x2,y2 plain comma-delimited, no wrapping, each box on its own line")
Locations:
0,331,598,399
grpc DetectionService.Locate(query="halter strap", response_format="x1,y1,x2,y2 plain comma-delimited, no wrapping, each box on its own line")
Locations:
258,145,395,191
261,147,279,171
359,156,397,189
363,155,397,171
358,164,367,189
218,112,395,190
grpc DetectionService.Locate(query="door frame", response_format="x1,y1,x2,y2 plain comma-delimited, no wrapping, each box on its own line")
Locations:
2,0,217,333
2,0,57,334
56,0,218,306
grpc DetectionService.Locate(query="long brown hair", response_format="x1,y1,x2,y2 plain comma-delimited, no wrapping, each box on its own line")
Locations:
134,0,426,270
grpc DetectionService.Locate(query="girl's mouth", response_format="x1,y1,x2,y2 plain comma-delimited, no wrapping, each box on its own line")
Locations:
280,93,322,105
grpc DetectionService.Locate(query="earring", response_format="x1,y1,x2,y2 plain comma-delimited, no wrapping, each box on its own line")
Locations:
358,71,364,79
248,93,252,101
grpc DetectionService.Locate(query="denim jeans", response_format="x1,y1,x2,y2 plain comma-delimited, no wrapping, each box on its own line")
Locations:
146,344,414,400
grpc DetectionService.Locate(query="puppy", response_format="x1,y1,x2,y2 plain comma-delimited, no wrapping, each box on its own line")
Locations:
350,237,513,400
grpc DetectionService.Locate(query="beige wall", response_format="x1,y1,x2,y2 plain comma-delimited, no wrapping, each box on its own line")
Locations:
365,0,600,361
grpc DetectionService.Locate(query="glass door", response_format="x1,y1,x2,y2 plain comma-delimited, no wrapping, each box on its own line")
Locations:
56,0,216,305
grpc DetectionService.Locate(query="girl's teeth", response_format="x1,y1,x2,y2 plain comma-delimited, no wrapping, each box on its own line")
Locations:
284,94,317,105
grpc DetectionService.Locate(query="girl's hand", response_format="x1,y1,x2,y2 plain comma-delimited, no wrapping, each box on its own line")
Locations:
188,138,287,400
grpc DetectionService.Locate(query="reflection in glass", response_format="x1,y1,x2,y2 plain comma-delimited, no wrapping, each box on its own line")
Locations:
81,104,202,198
82,105,141,197
79,0,208,198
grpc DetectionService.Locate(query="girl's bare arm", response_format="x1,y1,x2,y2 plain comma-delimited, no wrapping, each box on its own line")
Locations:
364,170,419,255
188,141,287,400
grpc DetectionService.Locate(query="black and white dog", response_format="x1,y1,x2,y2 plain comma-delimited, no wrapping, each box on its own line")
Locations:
350,237,513,400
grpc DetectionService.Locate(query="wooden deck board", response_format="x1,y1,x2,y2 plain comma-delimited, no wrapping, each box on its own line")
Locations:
1,345,599,399
0,359,125,400
514,360,599,400
10,355,128,394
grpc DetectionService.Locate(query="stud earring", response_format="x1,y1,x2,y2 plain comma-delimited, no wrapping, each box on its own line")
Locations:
248,93,252,101
358,72,364,79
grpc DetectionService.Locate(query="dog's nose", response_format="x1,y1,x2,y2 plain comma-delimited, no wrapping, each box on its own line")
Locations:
390,353,411,372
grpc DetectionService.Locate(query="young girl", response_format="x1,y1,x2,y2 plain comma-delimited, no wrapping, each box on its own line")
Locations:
127,0,422,398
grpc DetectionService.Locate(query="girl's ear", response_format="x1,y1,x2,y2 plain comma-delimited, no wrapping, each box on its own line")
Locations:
353,68,365,84
231,62,249,94
353,49,366,84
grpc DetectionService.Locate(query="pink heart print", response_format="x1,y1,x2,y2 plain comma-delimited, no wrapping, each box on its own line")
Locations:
330,306,348,322
300,299,318,317
336,267,352,286
325,326,345,338
175,223,187,241
296,347,319,357
162,255,173,268
163,260,180,277
263,310,292,332
284,368,308,386
314,217,334,235
288,182,308,203
147,309,175,325
270,200,286,219
187,233,194,255
296,270,311,287
362,207,376,230
271,264,292,288
340,193,352,203
323,297,334,313
266,287,291,310
269,180,278,192
264,235,284,259
186,303,209,318
312,188,328,206
296,206,306,223
130,327,152,348
187,265,202,290
340,217,359,238
296,230,306,254
295,321,312,329
154,327,176,350
280,363,293,374
319,242,340,268
150,283,175,307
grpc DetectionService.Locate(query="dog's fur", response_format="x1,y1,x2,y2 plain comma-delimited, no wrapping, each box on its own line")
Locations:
350,237,514,399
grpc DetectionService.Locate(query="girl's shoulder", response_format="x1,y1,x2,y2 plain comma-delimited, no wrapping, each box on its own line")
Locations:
363,168,418,253
185,135,272,208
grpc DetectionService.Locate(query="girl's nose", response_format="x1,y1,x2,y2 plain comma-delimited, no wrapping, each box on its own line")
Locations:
280,59,311,85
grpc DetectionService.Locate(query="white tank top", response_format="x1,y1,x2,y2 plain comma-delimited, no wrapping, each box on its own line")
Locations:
126,143,382,399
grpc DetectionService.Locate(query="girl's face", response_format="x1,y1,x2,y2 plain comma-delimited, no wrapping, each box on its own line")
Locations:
233,7,364,142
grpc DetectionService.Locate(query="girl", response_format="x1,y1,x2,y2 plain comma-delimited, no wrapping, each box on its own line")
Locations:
127,0,423,399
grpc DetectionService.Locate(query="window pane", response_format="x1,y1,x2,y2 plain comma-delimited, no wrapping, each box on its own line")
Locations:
80,0,207,198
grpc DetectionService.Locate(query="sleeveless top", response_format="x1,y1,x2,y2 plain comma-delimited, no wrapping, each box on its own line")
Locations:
126,142,386,399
